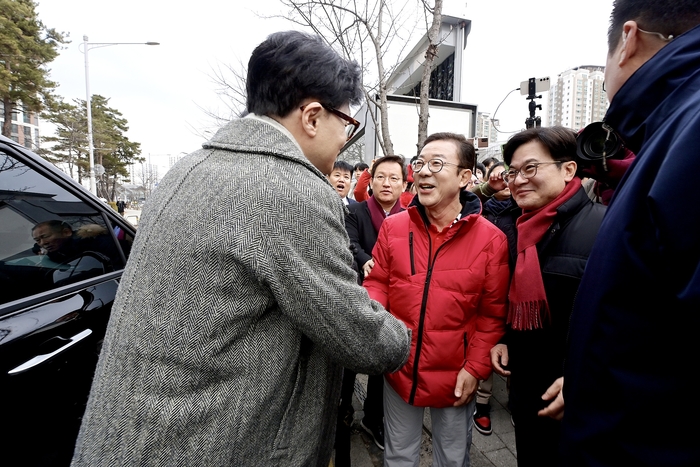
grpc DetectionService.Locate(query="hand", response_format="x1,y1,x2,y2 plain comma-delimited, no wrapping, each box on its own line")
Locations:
453,368,477,407
488,170,507,192
490,344,510,376
538,377,564,420
362,258,375,277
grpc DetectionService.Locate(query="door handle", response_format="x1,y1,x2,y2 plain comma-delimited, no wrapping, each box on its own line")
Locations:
8,329,93,375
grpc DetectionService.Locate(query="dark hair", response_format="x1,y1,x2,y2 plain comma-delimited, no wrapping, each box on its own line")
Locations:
486,161,505,178
422,132,476,172
475,162,486,176
246,31,363,117
370,155,407,181
503,127,577,165
332,160,354,174
608,0,700,51
32,220,73,233
481,157,500,169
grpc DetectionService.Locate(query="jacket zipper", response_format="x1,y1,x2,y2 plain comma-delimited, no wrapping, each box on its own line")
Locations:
408,227,452,404
409,232,415,275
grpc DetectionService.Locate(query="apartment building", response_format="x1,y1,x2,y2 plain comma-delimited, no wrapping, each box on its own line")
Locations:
0,103,40,149
547,65,608,131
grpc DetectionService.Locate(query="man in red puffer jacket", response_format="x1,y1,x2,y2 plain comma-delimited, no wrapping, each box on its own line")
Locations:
364,132,510,467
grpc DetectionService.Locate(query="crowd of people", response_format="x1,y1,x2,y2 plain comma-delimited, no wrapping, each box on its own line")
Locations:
68,1,700,466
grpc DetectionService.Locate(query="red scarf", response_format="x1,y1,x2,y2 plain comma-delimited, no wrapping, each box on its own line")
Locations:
367,195,403,233
507,177,582,330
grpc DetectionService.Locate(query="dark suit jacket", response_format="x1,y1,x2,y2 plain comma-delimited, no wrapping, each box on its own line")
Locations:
346,200,402,281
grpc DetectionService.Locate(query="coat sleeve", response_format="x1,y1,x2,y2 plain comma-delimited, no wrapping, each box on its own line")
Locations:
464,232,510,380
257,188,409,375
353,170,371,202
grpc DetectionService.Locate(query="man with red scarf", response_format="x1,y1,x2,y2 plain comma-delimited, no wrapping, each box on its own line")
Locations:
489,126,606,467
335,155,407,463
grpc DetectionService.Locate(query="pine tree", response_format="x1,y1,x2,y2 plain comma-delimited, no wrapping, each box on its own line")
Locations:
0,0,67,138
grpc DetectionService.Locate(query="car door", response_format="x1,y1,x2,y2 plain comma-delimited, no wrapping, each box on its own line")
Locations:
0,140,136,466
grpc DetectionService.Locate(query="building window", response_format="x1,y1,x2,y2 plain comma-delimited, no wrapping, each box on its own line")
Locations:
407,53,455,101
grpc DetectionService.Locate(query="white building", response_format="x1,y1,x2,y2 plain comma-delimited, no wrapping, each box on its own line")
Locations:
547,65,608,131
351,15,478,162
475,112,499,145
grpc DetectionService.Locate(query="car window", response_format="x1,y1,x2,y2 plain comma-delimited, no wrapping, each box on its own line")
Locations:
0,150,131,306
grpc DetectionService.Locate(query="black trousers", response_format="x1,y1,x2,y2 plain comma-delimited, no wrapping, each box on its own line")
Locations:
334,369,384,467
512,407,562,467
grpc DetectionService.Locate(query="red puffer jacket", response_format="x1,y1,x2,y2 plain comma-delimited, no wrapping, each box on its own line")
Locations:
363,191,509,408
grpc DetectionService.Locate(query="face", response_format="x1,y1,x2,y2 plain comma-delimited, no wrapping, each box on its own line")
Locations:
604,25,637,102
327,168,352,198
354,169,364,180
604,40,624,102
305,102,352,175
371,161,406,208
32,224,72,253
507,140,575,211
414,140,471,213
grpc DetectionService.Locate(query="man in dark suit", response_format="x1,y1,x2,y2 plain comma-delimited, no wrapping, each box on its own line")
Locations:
336,155,407,463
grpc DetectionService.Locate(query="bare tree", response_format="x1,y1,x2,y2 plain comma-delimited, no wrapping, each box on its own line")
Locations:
204,1,447,159
417,0,443,151
273,0,426,157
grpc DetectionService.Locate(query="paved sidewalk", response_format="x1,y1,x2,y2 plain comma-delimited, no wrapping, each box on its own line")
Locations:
333,373,517,467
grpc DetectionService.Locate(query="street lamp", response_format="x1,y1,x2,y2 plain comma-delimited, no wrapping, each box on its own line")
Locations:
82,35,159,195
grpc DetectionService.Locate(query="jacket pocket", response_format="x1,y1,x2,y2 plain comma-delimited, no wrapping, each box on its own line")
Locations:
462,332,468,366
273,346,309,452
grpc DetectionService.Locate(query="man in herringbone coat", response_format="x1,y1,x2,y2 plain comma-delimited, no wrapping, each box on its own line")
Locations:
71,31,411,467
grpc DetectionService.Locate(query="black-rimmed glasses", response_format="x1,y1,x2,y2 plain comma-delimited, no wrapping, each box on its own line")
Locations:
411,158,464,174
321,104,361,141
502,161,562,184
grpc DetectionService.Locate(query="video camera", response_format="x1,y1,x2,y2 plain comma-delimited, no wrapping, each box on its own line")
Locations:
575,121,626,176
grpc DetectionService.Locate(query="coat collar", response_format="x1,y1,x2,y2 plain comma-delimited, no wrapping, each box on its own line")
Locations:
605,24,700,154
202,116,331,186
407,189,482,229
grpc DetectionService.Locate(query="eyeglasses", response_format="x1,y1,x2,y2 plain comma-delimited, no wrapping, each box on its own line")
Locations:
502,161,562,184
411,159,464,174
321,104,360,141
374,174,403,184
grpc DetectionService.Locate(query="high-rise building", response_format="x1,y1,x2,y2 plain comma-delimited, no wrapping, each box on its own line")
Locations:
0,103,40,150
547,66,608,131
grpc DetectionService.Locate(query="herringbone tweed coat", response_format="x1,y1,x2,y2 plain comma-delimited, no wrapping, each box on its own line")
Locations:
71,116,411,467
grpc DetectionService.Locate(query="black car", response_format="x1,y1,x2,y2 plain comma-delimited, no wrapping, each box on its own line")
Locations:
0,135,137,466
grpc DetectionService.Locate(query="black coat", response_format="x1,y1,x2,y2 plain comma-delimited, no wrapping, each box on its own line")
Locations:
345,200,403,282
499,187,606,415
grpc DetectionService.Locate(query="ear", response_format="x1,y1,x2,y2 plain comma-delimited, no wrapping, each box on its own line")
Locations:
300,102,323,139
618,21,640,67
562,160,577,182
459,168,473,188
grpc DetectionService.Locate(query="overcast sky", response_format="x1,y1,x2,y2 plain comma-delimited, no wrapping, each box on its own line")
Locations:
35,0,614,171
